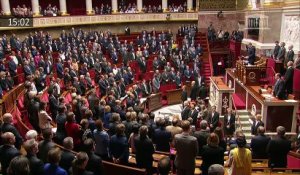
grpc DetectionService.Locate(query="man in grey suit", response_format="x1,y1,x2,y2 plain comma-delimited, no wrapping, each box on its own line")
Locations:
174,120,198,175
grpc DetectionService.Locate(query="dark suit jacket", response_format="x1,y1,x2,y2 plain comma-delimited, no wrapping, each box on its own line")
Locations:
208,112,220,131
267,136,291,168
201,145,224,175
27,153,44,175
193,130,210,156
1,123,23,149
286,50,294,62
223,114,235,135
86,152,103,175
247,46,256,65
59,149,75,174
0,145,20,175
49,95,59,118
153,128,172,152
273,79,286,99
251,120,264,135
181,90,188,102
273,45,280,58
37,140,55,163
250,134,271,159
190,85,198,101
284,67,294,94
181,107,190,120
134,136,155,169
189,109,199,125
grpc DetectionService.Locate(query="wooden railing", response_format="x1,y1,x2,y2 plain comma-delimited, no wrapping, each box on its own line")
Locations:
231,96,242,130
205,32,214,77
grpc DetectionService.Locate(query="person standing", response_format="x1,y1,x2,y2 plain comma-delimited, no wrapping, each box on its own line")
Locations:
227,133,252,175
246,43,256,65
273,73,286,100
267,126,291,168
272,41,280,59
208,106,219,132
284,61,294,94
174,121,198,175
276,42,286,62
250,126,270,159
223,108,235,139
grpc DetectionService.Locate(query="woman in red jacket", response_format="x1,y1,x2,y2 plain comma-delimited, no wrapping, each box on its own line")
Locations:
65,112,82,151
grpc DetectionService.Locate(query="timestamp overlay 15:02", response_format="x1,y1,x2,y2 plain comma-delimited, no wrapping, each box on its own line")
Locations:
0,17,34,28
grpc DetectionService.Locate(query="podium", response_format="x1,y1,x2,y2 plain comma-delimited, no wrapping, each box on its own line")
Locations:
147,93,162,112
166,89,182,105
236,60,266,86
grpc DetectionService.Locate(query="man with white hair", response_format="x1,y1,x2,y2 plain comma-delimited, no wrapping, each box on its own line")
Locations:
208,164,225,175
25,130,38,140
24,139,44,175
1,113,23,149
286,45,294,63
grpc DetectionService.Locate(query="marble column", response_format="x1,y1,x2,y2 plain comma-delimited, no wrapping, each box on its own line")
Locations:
137,0,143,12
187,0,193,12
162,0,168,12
59,0,68,15
112,0,118,13
86,0,93,15
31,0,41,16
195,0,199,11
1,0,11,15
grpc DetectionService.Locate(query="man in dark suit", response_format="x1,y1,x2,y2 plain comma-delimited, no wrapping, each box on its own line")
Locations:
267,126,291,168
190,81,198,101
37,128,55,163
246,43,256,65
24,139,44,175
59,137,75,174
273,73,287,100
8,57,17,77
272,41,280,59
134,126,155,174
251,114,264,135
189,103,198,125
0,132,21,175
250,126,270,159
193,120,210,156
223,108,235,138
174,120,198,175
286,45,294,62
125,26,130,36
140,79,150,97
181,85,188,106
49,89,59,120
284,61,294,94
208,106,219,132
1,113,23,149
152,118,172,152
276,42,286,62
181,101,191,120
84,138,104,175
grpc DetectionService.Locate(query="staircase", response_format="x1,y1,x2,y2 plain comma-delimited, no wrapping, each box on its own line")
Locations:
199,32,212,85
236,110,253,143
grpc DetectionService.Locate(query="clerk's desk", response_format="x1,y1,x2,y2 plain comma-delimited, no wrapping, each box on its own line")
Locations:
226,68,299,133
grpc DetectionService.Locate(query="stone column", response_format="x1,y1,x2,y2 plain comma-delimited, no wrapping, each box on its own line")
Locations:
137,0,143,12
59,0,68,15
195,0,200,11
86,0,94,15
187,0,193,12
162,0,168,12
31,0,41,16
112,0,118,13
1,0,11,15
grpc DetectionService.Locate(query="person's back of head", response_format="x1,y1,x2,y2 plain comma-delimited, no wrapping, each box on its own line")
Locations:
276,126,286,137
208,164,224,175
63,137,74,150
42,128,53,141
181,120,190,132
83,138,95,153
47,148,62,165
200,120,208,130
257,126,265,135
236,132,246,148
8,156,30,175
158,157,171,175
1,132,16,145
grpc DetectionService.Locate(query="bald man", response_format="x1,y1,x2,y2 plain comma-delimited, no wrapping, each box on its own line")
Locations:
1,113,23,149
0,132,21,175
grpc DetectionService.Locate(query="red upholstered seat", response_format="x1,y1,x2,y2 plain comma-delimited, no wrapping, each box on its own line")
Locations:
89,69,96,79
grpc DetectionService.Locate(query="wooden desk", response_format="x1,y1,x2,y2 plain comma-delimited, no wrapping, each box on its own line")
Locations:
166,89,182,105
226,69,299,132
236,60,266,86
147,93,162,112
209,76,234,115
